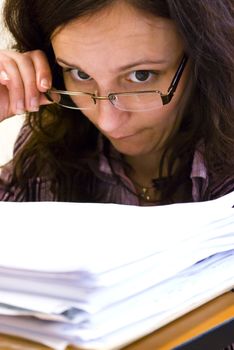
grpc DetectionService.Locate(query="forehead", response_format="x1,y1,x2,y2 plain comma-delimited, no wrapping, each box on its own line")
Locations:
51,2,184,69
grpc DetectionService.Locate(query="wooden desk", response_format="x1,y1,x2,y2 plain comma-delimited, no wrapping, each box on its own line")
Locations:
0,292,233,350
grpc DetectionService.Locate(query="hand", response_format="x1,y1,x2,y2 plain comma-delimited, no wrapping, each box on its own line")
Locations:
0,49,52,122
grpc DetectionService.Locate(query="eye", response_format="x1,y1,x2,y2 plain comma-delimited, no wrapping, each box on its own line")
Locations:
127,70,158,83
64,68,92,81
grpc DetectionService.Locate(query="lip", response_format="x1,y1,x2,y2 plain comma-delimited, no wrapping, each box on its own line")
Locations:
107,133,137,140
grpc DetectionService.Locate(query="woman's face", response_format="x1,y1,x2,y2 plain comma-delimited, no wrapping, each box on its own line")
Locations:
51,2,190,157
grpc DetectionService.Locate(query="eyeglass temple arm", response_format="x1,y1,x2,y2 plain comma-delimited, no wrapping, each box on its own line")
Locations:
161,54,188,105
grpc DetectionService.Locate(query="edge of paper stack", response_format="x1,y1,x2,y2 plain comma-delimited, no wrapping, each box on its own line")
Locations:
0,191,233,350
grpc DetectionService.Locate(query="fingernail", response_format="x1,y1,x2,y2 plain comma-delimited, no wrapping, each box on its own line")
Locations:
16,100,25,115
40,78,50,89
0,70,10,81
30,96,39,111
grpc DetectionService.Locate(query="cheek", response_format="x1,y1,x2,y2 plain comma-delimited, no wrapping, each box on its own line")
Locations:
152,79,190,134
79,108,101,130
143,102,181,131
80,109,94,122
161,106,183,138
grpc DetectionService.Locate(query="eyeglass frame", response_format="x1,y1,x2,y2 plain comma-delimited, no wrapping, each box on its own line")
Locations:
45,54,188,110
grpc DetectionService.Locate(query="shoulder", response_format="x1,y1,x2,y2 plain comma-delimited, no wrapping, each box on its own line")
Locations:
208,173,234,200
191,143,234,201
0,162,57,201
0,120,58,201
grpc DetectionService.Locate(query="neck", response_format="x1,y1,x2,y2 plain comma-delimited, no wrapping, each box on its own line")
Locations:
124,152,166,187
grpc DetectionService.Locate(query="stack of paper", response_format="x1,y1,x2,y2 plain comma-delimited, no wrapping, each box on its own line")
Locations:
0,192,233,350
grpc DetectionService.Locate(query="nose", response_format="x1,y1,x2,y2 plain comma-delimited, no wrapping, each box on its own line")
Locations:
92,98,129,134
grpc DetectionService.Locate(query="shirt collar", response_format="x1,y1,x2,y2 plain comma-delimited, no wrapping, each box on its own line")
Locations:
190,145,208,180
96,135,209,193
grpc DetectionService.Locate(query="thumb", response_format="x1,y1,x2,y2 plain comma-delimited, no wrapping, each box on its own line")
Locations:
39,92,53,106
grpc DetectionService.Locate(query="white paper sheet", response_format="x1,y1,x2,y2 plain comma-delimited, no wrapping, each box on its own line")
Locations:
0,192,233,350
0,193,233,274
0,252,233,349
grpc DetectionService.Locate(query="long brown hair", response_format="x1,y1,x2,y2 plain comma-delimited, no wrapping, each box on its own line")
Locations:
3,0,234,202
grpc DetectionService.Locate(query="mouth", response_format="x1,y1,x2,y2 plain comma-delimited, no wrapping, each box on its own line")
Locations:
107,132,137,140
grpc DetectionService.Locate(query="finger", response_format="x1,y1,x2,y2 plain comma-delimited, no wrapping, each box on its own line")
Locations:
13,53,41,112
0,70,10,84
25,50,52,92
0,84,11,121
0,55,26,115
0,50,52,116
39,93,53,106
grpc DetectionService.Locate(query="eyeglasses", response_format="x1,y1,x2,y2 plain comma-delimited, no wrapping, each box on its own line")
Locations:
45,54,188,112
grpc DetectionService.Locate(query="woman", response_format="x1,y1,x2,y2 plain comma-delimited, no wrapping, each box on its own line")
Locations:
0,0,233,204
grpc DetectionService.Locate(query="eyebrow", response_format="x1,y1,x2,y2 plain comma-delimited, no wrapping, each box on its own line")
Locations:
56,57,167,72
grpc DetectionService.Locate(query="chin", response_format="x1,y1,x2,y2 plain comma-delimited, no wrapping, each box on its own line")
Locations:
109,139,152,157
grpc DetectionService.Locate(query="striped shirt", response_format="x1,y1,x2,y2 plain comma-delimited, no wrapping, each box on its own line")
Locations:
0,125,234,203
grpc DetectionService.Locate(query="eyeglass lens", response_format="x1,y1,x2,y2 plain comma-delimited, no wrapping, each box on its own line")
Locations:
47,90,163,111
